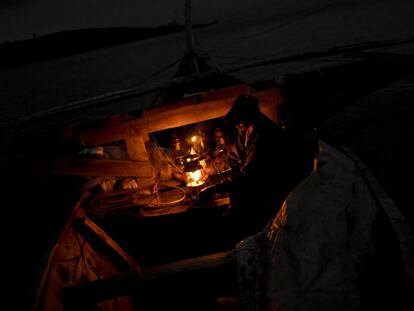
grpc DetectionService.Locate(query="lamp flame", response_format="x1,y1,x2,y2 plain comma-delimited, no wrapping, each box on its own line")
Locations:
186,169,204,187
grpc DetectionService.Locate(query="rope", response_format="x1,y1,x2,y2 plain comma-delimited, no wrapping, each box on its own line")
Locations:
135,56,185,85
87,184,187,218
203,2,334,53
86,132,190,218
149,132,185,175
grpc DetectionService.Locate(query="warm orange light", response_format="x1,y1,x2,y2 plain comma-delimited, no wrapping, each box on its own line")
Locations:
199,158,206,168
189,135,205,150
186,169,205,187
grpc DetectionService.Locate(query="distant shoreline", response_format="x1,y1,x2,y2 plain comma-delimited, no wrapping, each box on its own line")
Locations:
0,21,218,71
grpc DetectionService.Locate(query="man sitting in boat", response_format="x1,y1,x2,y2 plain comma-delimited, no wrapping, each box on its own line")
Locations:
203,94,310,238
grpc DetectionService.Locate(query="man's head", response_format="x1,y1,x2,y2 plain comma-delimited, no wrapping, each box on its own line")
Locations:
225,95,260,131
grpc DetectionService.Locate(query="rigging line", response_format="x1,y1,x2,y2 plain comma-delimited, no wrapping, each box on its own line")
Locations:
191,48,264,74
149,132,185,175
134,56,185,86
191,49,262,78
227,36,414,73
194,49,263,61
204,2,334,53
193,27,203,51
14,36,414,124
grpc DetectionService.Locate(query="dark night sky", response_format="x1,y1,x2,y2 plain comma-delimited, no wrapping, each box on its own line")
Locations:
1,0,414,121
0,0,264,42
2,0,413,44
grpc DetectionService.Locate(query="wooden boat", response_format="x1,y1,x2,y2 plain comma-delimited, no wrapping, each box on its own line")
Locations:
26,81,283,311
2,6,414,309
21,54,414,310
30,187,236,311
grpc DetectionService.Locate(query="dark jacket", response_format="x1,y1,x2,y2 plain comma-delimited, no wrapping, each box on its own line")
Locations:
224,113,306,235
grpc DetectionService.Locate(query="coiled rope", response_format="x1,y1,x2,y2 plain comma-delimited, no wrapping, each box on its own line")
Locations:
87,184,187,218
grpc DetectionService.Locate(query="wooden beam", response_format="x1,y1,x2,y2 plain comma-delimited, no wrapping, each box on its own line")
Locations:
31,192,91,311
62,249,235,308
80,98,237,145
134,89,280,133
136,97,237,133
125,134,151,162
79,85,251,146
32,158,153,178
74,216,143,275
144,250,234,281
80,86,281,147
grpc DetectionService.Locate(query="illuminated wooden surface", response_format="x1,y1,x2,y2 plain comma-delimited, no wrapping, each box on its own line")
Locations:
35,85,282,188
33,158,153,178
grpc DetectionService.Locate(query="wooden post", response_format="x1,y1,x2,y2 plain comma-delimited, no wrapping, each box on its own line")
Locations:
185,0,199,75
125,134,150,162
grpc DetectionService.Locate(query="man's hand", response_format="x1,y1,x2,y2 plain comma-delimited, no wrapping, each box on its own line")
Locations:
201,167,212,181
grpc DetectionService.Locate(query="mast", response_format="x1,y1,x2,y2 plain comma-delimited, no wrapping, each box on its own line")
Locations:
185,0,200,76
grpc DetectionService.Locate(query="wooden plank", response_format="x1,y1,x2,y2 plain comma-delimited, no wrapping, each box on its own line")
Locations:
125,134,150,162
139,85,251,120
81,97,238,145
62,250,235,308
135,97,238,133
80,85,252,146
32,158,153,178
31,192,138,311
31,192,91,311
144,250,234,281
74,216,143,275
134,88,280,133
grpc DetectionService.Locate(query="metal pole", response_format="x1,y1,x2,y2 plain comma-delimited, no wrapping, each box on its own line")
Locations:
185,0,199,75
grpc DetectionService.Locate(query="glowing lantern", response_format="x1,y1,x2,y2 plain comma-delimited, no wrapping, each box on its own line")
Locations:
184,161,205,187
